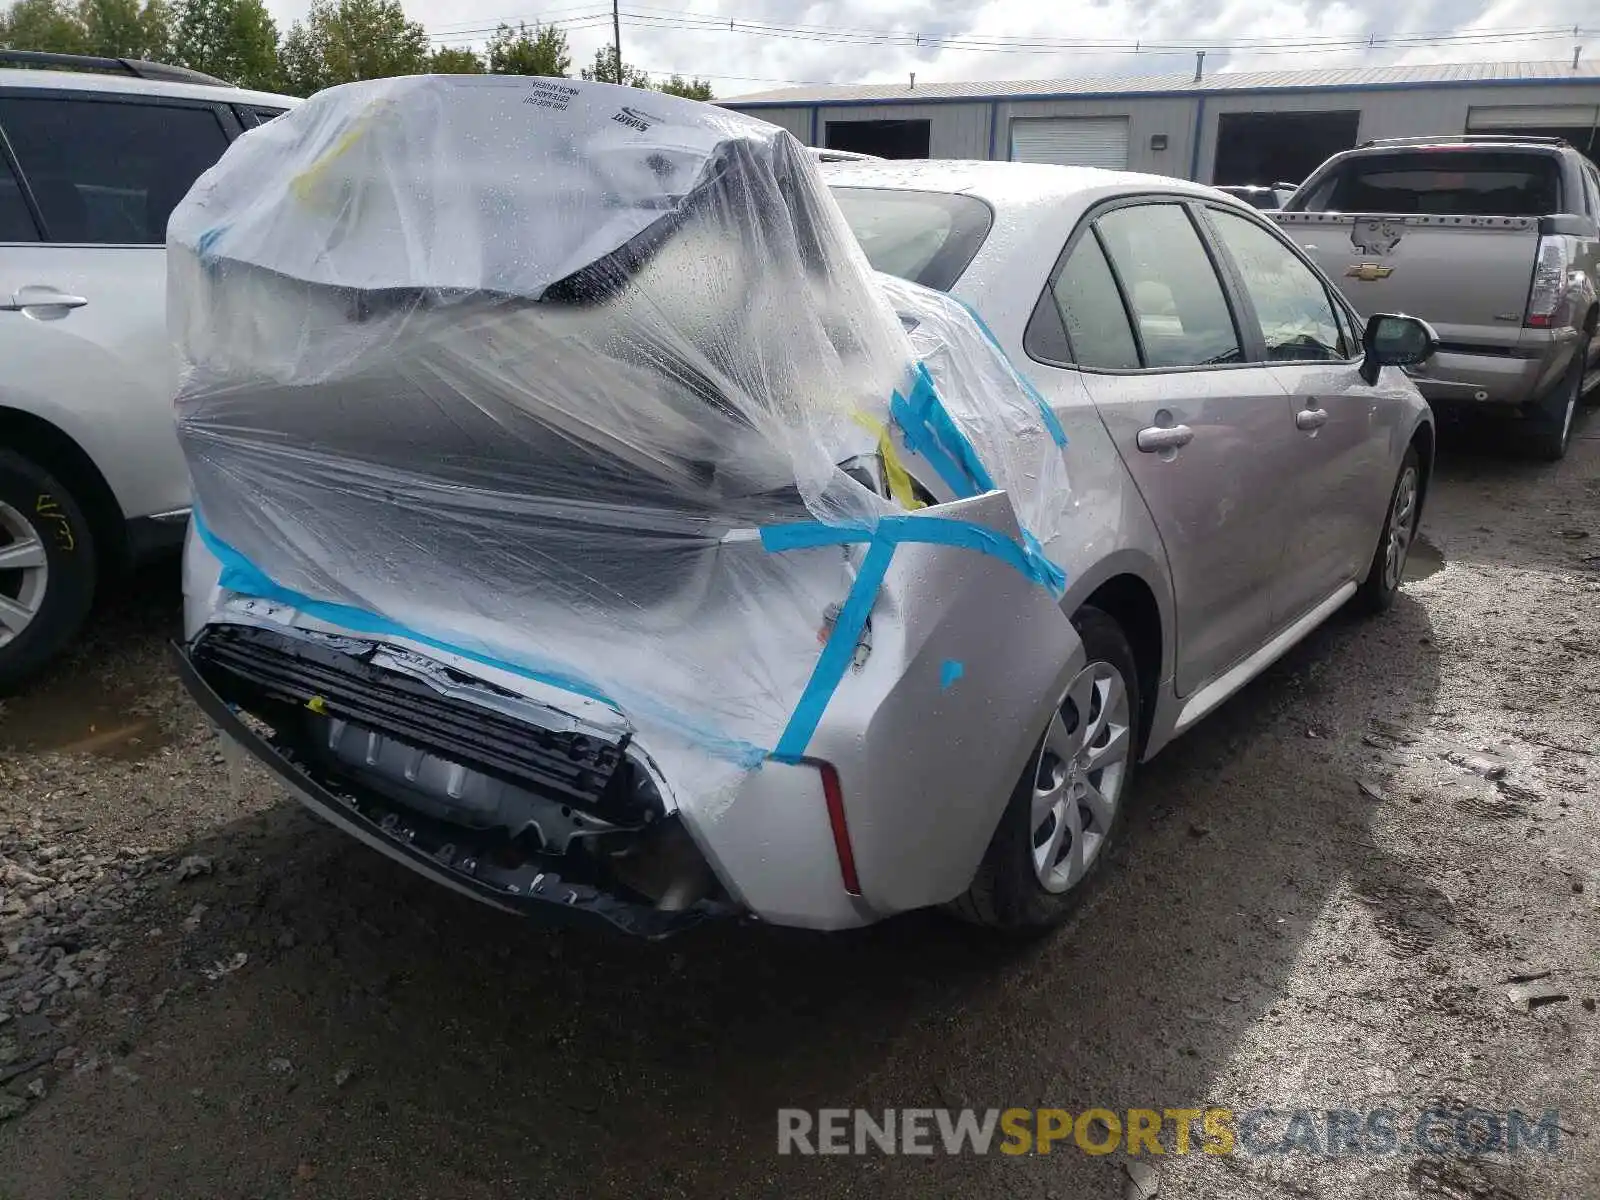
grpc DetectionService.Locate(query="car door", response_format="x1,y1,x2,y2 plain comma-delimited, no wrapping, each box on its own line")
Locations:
0,88,242,524
1202,203,1408,621
1026,197,1303,696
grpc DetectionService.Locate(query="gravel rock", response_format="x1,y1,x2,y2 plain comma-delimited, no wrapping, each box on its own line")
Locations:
173,856,213,883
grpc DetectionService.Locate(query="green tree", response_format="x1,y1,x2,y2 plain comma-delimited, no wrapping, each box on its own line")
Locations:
579,44,648,89
78,0,172,59
427,44,481,73
278,0,427,96
485,19,567,76
0,0,88,52
171,0,277,89
657,73,712,100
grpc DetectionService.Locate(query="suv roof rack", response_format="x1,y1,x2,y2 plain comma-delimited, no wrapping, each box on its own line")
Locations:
0,49,232,87
1357,133,1570,148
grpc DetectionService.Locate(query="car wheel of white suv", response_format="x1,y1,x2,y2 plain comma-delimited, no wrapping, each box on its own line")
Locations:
0,450,97,693
951,605,1141,934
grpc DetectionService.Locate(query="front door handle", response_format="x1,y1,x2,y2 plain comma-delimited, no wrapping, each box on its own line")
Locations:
1136,424,1195,453
0,286,89,319
1295,406,1329,431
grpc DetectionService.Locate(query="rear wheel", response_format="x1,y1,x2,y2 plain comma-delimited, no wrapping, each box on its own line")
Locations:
0,451,97,694
1528,336,1587,461
951,606,1140,934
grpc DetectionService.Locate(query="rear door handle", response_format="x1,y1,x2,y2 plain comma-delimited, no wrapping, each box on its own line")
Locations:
1136,424,1195,453
1295,406,1329,431
0,286,89,318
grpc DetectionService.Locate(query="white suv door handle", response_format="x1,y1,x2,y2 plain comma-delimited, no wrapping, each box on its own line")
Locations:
1295,406,1329,431
1136,424,1195,452
1,286,89,318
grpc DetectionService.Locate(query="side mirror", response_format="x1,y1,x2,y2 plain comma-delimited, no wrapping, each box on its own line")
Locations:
1361,313,1439,385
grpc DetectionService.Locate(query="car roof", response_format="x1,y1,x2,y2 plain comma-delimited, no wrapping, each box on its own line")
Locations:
0,66,297,109
819,159,1260,348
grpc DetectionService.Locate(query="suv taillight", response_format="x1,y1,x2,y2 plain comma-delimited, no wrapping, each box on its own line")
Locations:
1526,235,1570,328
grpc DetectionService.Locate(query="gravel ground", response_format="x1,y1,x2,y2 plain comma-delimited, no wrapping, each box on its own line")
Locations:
1,419,1597,1200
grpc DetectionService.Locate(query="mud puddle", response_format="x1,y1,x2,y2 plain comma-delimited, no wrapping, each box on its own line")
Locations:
1405,533,1444,581
0,676,168,760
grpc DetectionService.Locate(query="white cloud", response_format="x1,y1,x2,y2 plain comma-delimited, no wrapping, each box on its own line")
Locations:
260,0,1599,96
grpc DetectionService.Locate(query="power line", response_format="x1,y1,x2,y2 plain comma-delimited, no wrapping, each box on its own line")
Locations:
612,11,1584,58
432,5,1588,60
426,4,612,34
612,5,1581,54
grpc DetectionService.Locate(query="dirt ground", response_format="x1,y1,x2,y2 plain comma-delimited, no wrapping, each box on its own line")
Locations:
1,418,1597,1200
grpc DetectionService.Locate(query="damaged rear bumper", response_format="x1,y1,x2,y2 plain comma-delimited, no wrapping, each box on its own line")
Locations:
170,637,728,938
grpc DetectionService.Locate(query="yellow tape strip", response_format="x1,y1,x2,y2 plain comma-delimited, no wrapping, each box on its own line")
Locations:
851,411,923,510
289,117,374,207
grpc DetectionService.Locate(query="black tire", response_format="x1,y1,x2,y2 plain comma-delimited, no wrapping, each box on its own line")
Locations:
950,605,1142,934
1527,338,1586,461
1352,447,1420,616
0,450,98,694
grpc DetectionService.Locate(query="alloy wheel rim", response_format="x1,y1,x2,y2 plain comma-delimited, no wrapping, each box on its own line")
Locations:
1383,467,1418,592
0,500,49,650
1031,660,1132,894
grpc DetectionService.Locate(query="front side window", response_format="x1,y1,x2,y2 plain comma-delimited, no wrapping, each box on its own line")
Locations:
1094,203,1243,369
0,97,230,244
1208,208,1347,362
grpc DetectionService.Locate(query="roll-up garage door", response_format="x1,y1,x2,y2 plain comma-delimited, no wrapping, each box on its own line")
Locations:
1010,117,1129,169
1467,104,1600,131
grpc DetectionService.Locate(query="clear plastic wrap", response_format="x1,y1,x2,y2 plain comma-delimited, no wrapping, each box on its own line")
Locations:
170,75,1071,802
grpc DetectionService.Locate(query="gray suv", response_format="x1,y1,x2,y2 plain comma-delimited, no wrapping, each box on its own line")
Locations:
0,51,294,689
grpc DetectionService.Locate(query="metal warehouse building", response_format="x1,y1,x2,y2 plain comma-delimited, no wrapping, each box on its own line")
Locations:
720,60,1600,186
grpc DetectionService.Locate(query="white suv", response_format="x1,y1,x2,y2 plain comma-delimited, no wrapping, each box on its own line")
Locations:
0,51,296,689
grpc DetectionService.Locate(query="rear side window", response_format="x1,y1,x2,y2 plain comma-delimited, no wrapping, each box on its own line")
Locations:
1048,233,1140,369
1297,150,1561,217
0,155,38,242
0,97,230,244
1095,203,1243,369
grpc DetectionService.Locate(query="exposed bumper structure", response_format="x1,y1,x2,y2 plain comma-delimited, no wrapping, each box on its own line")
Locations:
172,635,721,938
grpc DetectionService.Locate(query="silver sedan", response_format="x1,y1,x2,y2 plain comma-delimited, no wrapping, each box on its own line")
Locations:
179,158,1434,938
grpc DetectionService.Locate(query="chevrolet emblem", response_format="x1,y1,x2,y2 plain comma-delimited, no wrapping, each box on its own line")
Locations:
1346,263,1394,282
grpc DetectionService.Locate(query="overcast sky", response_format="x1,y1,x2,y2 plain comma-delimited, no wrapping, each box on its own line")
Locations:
259,0,1600,97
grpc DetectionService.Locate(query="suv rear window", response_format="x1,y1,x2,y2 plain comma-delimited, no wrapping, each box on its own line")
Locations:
1296,150,1561,217
828,187,993,291
0,97,230,244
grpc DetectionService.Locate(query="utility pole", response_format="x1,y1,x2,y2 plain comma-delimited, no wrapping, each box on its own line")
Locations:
612,0,623,84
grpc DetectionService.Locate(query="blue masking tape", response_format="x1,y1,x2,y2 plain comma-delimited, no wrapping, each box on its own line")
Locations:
762,511,1067,760
770,536,896,763
192,513,769,768
954,298,1069,448
891,363,997,499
